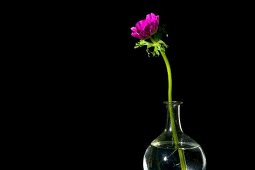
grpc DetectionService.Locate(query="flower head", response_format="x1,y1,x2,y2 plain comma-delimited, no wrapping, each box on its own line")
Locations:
131,13,159,40
131,13,167,57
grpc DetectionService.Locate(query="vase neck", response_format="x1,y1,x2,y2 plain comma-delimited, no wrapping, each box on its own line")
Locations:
164,101,183,133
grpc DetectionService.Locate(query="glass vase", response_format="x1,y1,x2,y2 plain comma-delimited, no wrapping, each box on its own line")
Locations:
143,101,206,170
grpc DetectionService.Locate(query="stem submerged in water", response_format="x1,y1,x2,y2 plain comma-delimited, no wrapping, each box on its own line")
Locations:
150,38,187,170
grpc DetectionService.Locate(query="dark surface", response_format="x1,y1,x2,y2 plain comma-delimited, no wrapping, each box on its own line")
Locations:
12,0,254,169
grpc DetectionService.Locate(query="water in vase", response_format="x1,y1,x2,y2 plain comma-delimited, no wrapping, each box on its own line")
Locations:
143,142,206,170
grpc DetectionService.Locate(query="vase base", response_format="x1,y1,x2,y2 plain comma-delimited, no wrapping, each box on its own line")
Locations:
143,142,206,170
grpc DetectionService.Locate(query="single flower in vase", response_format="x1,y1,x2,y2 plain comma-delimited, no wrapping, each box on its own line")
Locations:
131,13,206,170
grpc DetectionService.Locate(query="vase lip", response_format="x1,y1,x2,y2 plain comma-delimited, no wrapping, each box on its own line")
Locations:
163,101,183,105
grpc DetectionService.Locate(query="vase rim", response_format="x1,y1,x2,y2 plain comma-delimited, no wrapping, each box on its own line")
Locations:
163,101,183,105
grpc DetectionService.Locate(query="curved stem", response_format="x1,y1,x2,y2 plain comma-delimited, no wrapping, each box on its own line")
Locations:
161,50,187,170
150,38,187,170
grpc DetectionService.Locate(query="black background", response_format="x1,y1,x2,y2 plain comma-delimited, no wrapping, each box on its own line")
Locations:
9,0,254,169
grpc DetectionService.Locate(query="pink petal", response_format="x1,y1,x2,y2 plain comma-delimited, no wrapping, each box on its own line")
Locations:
131,32,143,39
146,13,154,21
146,13,159,22
131,27,137,32
136,20,148,31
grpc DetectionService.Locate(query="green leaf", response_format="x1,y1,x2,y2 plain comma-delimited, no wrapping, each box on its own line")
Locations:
134,39,168,57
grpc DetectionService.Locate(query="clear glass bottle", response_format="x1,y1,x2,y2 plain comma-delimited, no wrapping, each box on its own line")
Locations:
143,101,206,170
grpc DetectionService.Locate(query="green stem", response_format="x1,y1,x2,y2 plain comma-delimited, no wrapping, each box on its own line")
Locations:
160,50,187,170
150,38,187,170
